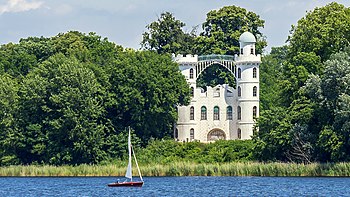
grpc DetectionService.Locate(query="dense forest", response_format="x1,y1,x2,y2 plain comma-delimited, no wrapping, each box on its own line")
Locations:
1,2,350,166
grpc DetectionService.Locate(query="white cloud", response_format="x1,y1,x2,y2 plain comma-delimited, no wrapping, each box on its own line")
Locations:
0,0,43,14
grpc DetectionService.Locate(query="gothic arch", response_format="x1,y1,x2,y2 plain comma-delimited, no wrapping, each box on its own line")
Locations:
196,55,236,78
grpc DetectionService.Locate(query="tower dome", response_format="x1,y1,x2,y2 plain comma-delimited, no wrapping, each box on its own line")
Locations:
239,32,256,43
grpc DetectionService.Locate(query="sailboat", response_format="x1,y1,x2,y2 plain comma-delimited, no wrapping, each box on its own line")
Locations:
108,127,144,187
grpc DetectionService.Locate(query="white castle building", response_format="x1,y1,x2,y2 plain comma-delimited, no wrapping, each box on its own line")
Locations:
174,32,261,142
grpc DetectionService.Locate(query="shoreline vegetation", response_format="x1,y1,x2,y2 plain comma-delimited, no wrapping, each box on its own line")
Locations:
1,162,350,177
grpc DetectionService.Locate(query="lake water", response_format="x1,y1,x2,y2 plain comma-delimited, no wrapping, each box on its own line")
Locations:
1,176,350,196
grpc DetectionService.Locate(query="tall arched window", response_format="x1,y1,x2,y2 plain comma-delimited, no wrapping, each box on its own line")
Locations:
190,106,194,120
250,47,254,55
190,128,194,140
253,86,257,97
238,86,241,97
253,106,257,118
190,87,194,97
214,106,220,120
227,106,233,120
189,68,194,79
240,48,243,55
237,106,241,120
253,67,257,78
201,106,207,120
174,128,178,139
237,128,242,139
238,68,241,79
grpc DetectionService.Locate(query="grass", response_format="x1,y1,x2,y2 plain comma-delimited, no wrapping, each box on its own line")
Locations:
1,162,350,177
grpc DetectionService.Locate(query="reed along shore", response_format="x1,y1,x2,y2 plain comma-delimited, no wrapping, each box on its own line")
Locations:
1,162,350,177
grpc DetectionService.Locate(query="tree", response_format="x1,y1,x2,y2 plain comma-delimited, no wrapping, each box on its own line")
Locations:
259,46,286,110
288,2,350,62
0,74,20,165
17,54,109,164
106,50,190,143
194,5,266,55
141,12,196,55
281,2,350,106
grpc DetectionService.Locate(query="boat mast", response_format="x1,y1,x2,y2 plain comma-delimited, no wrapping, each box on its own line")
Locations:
125,127,132,181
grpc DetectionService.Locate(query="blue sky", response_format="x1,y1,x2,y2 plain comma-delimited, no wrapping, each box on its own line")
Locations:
1,0,349,53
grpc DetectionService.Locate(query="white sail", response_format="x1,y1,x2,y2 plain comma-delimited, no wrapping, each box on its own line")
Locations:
125,128,132,180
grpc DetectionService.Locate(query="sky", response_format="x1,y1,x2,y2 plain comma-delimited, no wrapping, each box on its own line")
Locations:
1,0,350,53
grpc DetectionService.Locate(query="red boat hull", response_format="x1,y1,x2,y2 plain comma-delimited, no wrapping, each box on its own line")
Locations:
107,181,144,187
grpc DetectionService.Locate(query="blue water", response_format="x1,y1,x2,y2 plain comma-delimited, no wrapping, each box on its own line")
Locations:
0,176,350,196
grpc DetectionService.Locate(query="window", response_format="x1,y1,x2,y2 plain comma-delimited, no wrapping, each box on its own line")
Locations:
214,106,220,120
253,68,257,78
190,87,194,97
174,128,178,139
201,106,207,120
253,86,257,97
253,106,257,118
238,68,241,79
238,128,241,139
190,106,194,120
190,128,194,140
189,68,193,79
238,86,241,97
240,48,243,54
250,47,254,55
227,106,233,120
237,106,241,120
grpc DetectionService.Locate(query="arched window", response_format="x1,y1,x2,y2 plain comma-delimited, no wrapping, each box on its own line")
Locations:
253,106,257,118
250,47,254,55
190,128,194,140
237,106,241,120
238,86,241,97
214,106,220,120
238,68,241,79
189,68,193,79
201,106,207,120
227,106,233,120
190,106,194,120
253,67,257,78
253,86,257,97
190,87,194,97
174,128,178,139
238,128,241,139
240,48,243,55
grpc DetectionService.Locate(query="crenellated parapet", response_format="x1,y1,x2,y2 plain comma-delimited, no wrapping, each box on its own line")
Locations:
172,54,198,64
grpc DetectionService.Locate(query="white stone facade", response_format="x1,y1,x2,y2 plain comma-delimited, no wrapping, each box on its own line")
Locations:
174,32,261,142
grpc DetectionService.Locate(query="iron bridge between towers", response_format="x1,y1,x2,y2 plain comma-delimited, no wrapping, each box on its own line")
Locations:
196,54,236,77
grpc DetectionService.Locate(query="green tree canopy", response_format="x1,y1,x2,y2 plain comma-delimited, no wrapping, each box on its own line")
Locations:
195,5,266,55
287,2,350,62
141,12,196,55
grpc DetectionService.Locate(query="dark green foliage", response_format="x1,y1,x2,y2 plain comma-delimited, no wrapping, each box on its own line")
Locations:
195,5,266,55
255,2,350,163
141,12,196,55
137,139,254,164
0,31,190,165
196,64,236,90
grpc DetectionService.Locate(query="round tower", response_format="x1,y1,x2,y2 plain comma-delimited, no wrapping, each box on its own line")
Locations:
173,54,198,142
236,32,261,139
